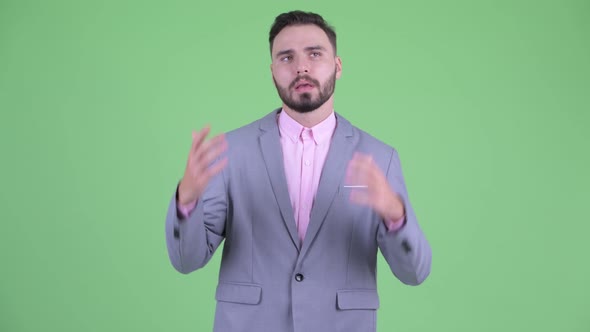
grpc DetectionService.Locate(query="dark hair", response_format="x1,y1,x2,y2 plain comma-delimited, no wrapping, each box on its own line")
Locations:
269,11,337,55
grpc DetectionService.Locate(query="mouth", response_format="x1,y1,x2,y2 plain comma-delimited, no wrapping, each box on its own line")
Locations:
294,80,315,92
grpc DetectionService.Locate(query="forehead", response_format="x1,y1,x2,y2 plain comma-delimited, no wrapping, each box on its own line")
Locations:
272,24,333,55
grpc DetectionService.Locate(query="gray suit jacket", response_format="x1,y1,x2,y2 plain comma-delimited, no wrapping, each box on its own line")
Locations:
165,109,432,332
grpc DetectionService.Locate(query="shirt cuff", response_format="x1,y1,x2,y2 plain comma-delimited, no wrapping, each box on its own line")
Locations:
177,199,197,219
385,214,406,232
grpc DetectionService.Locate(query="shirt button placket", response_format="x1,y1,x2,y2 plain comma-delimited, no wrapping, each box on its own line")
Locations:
297,129,315,242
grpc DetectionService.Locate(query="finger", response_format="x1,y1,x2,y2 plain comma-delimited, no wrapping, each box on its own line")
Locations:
352,151,372,161
195,131,225,156
202,140,228,168
349,189,370,206
208,133,227,150
205,157,228,179
346,166,362,185
190,138,228,176
191,126,211,153
346,159,355,179
347,155,365,173
345,170,368,187
347,157,372,178
358,154,373,165
194,134,228,165
349,152,373,169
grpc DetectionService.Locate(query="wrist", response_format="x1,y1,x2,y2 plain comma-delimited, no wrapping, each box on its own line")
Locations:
380,192,405,221
177,180,194,205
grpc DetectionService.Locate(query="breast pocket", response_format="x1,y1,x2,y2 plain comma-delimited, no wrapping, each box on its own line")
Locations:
336,186,374,223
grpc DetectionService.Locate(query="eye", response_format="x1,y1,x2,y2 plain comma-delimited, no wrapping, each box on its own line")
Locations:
310,52,321,58
280,55,292,62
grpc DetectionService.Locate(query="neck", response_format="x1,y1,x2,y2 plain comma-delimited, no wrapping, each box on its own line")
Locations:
282,97,334,128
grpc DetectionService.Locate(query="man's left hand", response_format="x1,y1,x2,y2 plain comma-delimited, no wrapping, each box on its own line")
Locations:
346,152,405,222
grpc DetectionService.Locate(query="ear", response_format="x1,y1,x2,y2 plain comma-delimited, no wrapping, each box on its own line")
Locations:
335,56,343,79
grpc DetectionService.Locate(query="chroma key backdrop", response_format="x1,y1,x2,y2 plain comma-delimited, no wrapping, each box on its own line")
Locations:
1,0,588,331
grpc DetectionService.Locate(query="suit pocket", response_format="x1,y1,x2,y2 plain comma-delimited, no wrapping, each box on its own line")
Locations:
215,282,262,305
337,289,380,310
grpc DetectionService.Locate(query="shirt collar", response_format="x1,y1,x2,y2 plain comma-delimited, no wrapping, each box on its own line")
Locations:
278,109,336,145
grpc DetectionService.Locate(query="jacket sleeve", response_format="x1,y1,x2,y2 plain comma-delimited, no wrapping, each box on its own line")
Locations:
164,169,228,274
377,148,432,285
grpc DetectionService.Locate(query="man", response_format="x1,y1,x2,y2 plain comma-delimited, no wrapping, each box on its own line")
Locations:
165,10,432,332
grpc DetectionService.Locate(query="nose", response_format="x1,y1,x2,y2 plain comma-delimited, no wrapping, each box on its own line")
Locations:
297,67,309,74
296,58,309,74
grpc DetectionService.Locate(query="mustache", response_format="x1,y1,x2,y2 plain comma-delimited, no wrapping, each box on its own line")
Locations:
289,75,320,89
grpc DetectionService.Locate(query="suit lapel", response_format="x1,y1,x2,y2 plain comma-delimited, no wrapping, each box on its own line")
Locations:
300,114,355,257
258,110,300,252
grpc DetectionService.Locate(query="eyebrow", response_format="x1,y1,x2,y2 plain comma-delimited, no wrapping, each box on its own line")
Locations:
304,45,326,52
274,45,327,58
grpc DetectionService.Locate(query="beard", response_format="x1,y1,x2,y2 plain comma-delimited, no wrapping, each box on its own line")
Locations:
273,69,337,113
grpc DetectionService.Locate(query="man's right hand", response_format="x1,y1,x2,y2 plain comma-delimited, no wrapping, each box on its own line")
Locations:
177,126,228,205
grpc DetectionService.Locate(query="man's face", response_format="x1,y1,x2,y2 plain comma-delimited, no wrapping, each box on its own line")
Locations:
271,24,342,113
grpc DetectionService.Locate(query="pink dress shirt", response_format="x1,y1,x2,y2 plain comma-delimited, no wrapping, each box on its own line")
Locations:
278,110,335,243
177,110,405,239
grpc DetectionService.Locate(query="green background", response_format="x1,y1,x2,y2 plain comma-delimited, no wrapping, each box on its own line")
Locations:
1,0,588,331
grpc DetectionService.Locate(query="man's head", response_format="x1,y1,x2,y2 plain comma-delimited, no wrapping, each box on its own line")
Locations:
269,11,342,114
269,11,337,55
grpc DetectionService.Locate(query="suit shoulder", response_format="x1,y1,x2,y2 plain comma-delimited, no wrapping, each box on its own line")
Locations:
225,121,257,141
221,109,279,150
351,124,398,155
224,110,276,141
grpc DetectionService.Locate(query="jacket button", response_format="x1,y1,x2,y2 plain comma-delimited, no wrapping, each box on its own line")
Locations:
295,273,304,282
401,239,412,254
